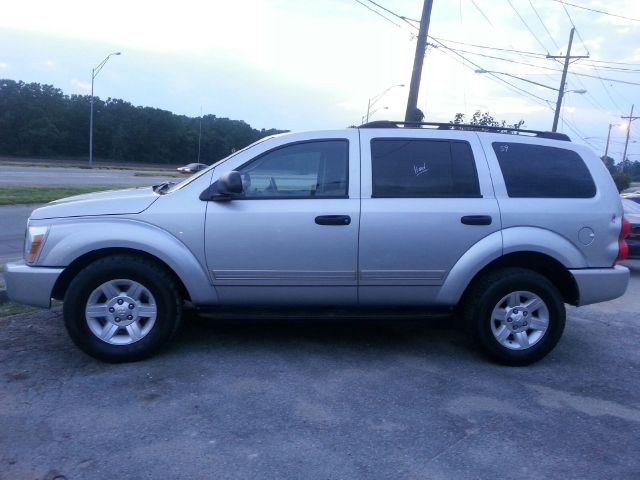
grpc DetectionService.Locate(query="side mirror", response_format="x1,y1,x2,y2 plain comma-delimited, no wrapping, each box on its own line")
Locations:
199,171,243,201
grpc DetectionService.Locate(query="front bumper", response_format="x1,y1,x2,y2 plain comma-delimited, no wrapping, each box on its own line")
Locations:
4,261,64,308
570,265,630,306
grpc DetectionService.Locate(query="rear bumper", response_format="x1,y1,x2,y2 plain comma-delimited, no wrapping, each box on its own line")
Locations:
570,266,629,306
4,261,63,308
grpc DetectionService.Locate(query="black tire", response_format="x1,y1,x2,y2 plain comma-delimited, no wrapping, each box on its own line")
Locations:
462,268,565,366
63,255,182,363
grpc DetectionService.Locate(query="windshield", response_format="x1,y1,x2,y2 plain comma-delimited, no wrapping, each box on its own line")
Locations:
167,135,276,193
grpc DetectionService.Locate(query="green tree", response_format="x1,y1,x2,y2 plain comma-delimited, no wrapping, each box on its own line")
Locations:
452,111,524,131
612,173,631,192
0,78,285,164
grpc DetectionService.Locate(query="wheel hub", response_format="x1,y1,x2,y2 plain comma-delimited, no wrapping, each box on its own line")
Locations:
505,307,530,332
106,295,138,327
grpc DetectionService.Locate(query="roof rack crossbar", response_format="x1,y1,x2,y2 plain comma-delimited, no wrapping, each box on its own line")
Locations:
358,120,571,141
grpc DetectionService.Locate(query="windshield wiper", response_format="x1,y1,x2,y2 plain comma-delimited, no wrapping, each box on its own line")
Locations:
152,181,175,194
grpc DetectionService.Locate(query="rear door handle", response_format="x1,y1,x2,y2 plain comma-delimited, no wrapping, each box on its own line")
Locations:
315,215,351,226
461,215,492,226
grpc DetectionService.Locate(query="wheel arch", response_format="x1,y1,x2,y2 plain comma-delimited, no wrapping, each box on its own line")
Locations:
436,228,581,307
461,252,579,306
52,247,191,302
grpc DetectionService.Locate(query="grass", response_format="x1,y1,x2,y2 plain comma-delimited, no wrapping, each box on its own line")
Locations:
134,172,181,178
0,184,135,205
0,301,41,317
0,158,178,171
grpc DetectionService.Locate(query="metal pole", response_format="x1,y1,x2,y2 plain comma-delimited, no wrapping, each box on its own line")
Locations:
622,104,634,172
552,28,574,132
89,69,95,167
604,123,613,160
404,0,433,121
88,52,121,167
365,98,371,123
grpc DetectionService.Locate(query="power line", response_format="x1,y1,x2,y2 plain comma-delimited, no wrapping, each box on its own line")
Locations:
351,0,631,144
352,0,401,28
550,0,640,23
364,0,416,28
529,0,561,52
470,0,560,86
431,37,547,57
590,58,640,67
506,0,550,53
430,38,553,103
556,1,589,54
471,0,496,28
434,40,640,86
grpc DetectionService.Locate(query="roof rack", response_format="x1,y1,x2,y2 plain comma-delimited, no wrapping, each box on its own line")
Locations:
358,120,571,141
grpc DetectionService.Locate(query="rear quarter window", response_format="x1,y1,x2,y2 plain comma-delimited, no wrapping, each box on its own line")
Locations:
492,142,596,198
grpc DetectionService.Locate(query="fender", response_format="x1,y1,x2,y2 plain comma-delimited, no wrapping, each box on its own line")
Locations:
436,226,588,305
37,218,218,304
501,226,588,268
435,230,502,305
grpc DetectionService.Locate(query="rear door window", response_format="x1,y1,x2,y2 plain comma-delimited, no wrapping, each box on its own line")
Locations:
492,142,596,198
371,139,481,197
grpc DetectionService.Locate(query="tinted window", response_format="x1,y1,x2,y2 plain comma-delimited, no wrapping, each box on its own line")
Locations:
238,140,348,198
493,142,596,198
371,139,481,197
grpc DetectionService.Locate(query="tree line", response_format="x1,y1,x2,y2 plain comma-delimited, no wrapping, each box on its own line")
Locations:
0,79,284,164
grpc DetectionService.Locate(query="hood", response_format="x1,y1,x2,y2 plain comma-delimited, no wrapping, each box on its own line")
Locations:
30,186,160,220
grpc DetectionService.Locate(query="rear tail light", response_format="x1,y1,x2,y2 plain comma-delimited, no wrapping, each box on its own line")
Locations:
616,217,631,263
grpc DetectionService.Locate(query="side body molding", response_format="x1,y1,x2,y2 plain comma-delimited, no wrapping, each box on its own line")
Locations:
435,227,588,306
37,218,217,305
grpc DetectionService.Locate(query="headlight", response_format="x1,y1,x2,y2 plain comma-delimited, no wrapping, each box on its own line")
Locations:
24,225,49,264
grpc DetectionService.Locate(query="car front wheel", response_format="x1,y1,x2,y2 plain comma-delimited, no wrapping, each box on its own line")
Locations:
63,255,182,362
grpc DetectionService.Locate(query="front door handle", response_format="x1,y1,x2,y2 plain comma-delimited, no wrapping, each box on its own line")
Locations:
461,215,492,226
315,215,351,226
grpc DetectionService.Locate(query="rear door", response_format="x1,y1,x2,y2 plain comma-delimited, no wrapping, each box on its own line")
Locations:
358,129,501,305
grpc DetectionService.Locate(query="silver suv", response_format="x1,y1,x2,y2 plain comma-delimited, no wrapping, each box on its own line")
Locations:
5,121,631,365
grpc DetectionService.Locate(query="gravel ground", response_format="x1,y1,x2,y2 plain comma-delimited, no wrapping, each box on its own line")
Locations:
1,262,639,480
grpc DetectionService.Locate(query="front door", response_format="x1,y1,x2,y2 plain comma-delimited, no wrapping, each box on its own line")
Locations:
203,131,360,305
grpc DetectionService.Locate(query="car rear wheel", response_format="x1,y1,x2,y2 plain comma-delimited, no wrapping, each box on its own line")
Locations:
63,255,182,362
463,268,565,366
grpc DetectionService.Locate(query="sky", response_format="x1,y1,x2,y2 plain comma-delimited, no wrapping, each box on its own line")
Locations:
0,0,639,162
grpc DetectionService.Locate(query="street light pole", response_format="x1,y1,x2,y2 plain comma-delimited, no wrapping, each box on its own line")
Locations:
365,84,404,123
89,52,121,167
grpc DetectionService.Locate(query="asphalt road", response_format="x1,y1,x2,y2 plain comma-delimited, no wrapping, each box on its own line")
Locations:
0,204,41,266
1,263,639,479
0,165,177,185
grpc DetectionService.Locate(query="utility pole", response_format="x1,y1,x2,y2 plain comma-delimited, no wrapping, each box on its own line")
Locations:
604,123,615,161
621,105,640,172
547,28,589,132
404,0,433,122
